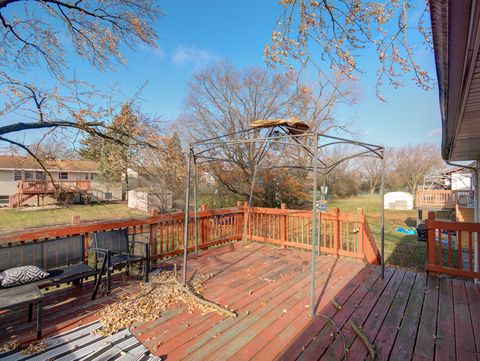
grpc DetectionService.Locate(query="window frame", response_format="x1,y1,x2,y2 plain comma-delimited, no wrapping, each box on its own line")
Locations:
59,172,69,180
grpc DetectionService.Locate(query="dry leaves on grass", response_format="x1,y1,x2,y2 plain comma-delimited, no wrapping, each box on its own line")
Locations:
93,270,231,336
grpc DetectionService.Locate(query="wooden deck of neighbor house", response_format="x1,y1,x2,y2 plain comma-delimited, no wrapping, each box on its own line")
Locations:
1,242,480,360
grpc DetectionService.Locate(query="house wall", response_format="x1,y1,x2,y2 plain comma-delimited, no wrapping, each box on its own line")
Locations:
451,173,472,190
89,182,123,201
456,205,474,222
0,169,16,196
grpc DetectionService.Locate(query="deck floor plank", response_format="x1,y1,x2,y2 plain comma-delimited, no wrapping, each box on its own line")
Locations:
296,267,392,360
465,281,480,358
165,256,337,360
389,272,427,361
436,277,456,361
211,258,359,361
371,271,417,361
452,279,477,360
346,268,406,361
230,261,366,361
412,276,440,361
270,265,375,361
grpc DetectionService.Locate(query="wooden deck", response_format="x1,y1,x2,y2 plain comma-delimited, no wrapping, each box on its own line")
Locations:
1,242,480,360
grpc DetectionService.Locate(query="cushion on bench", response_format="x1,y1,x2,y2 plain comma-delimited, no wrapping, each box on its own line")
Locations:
0,265,49,288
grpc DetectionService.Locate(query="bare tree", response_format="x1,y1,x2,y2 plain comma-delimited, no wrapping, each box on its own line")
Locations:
133,132,186,211
392,143,443,197
267,0,434,98
357,149,392,194
179,62,354,205
0,0,160,161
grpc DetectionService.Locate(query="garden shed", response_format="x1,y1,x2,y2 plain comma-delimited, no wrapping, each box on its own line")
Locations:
384,191,414,210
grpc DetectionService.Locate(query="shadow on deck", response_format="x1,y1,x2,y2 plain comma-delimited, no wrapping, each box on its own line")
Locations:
1,242,479,360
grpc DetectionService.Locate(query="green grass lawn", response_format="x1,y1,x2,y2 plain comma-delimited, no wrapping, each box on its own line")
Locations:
329,194,425,272
0,204,148,235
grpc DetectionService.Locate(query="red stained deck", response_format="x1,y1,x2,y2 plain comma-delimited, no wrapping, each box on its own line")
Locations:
2,242,480,360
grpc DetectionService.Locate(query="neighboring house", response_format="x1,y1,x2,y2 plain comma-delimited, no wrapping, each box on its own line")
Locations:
0,155,123,207
415,167,475,224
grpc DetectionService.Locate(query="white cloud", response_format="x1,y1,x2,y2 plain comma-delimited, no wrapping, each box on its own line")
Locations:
428,128,442,137
172,46,220,66
140,44,165,59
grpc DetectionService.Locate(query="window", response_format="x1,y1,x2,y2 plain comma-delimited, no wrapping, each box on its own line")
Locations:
24,171,34,181
36,171,46,180
59,172,68,180
13,170,22,181
0,196,9,204
90,173,96,180
104,192,113,200
84,173,89,180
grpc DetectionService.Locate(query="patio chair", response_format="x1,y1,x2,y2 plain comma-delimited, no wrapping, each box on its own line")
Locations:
91,229,149,299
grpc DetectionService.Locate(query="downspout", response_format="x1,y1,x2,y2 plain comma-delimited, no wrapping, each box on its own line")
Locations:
446,160,478,281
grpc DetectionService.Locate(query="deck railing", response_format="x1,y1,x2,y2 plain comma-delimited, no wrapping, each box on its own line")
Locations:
17,180,91,194
0,202,380,265
426,212,480,278
416,190,456,209
245,204,380,264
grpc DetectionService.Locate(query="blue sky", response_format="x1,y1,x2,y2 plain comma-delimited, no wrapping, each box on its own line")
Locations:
3,0,442,149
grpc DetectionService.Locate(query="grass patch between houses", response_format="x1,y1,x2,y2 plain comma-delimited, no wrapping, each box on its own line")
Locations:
0,204,147,236
329,194,425,272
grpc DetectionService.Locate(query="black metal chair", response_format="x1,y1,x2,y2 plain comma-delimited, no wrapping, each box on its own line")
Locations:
91,229,149,300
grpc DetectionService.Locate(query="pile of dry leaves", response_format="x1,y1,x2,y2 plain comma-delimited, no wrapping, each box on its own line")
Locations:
93,268,233,336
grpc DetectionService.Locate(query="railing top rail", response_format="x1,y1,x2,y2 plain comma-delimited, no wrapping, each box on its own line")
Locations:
0,206,244,243
426,219,480,232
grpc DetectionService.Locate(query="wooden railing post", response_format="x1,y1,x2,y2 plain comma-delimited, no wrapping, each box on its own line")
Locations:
236,201,243,239
333,208,340,255
280,203,288,248
243,201,249,239
426,212,436,273
357,208,364,255
150,223,158,262
200,204,208,244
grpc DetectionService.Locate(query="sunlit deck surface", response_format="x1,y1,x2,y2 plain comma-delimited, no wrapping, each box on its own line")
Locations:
1,242,480,360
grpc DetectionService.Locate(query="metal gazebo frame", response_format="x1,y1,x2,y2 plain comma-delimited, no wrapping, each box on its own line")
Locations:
181,124,385,317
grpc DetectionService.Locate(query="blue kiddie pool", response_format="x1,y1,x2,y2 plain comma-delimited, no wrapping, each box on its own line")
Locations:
395,227,416,235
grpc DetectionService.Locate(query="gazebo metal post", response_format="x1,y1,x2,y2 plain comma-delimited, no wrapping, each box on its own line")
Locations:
380,150,386,279
310,133,318,317
242,129,273,246
242,165,258,246
193,157,199,256
182,148,192,286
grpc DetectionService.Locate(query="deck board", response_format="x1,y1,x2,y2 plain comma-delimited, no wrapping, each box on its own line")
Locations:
412,276,439,361
1,242,480,360
436,277,456,361
452,279,477,360
389,272,427,361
